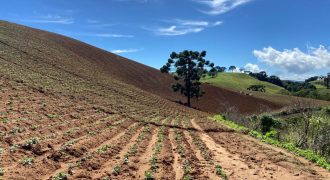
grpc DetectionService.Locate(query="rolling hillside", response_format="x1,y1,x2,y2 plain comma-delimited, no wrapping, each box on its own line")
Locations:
0,21,329,179
202,72,285,94
311,80,330,100
203,73,329,106
0,20,281,115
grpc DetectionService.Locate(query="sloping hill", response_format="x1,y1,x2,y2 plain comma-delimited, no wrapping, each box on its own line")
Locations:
0,20,281,114
202,72,285,94
0,20,329,179
311,80,330,100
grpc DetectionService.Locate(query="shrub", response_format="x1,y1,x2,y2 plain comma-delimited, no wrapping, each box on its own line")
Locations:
260,116,275,134
265,130,277,139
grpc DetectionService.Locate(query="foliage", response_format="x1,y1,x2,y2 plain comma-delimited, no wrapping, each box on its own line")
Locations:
215,164,228,180
144,171,154,180
21,156,35,166
305,76,319,83
53,172,68,180
260,116,275,134
228,65,236,72
215,66,226,73
160,50,215,107
247,85,266,92
210,115,330,171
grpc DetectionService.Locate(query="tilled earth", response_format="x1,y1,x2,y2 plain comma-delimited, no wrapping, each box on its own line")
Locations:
0,76,329,180
0,20,330,180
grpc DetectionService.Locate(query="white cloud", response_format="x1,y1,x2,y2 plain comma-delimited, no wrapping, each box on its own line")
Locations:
22,14,74,24
194,0,252,15
155,25,204,36
149,19,222,36
253,45,330,80
232,67,243,73
111,48,142,54
90,33,134,38
244,63,261,73
253,45,330,74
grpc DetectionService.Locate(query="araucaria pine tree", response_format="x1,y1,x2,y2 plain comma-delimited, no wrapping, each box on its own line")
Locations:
160,50,215,107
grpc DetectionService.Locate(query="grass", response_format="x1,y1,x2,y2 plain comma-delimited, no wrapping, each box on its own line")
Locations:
210,115,330,171
202,73,285,94
310,80,330,99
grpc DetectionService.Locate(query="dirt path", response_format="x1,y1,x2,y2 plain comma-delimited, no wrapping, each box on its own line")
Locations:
191,119,328,180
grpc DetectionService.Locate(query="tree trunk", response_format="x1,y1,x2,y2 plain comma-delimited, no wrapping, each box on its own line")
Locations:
187,95,191,107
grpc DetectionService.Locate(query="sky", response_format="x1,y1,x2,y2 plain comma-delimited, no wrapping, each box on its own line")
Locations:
1,0,330,80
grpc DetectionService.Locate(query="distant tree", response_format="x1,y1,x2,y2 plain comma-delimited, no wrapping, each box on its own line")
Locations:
228,66,236,72
326,73,330,89
215,66,226,73
160,50,215,107
250,71,268,81
267,75,283,87
239,67,245,72
305,76,319,83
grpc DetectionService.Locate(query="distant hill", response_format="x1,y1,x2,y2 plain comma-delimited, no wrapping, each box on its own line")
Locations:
310,80,330,100
202,72,286,94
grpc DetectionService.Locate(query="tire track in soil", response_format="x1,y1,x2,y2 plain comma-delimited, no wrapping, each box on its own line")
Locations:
191,119,325,180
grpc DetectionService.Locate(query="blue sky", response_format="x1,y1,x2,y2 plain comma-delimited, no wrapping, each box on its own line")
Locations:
1,0,330,80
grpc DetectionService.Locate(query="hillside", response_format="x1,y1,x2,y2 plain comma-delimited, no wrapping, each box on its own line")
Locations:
311,80,330,100
202,72,285,94
0,21,329,179
0,20,281,115
203,73,329,106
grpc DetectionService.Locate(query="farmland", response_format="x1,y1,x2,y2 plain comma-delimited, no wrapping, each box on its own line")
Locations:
0,20,330,179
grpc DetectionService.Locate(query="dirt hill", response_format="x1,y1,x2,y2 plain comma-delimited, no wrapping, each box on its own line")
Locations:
0,20,281,115
1,20,329,179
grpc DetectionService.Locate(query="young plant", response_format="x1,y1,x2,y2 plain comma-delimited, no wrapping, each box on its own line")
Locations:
10,144,19,152
123,154,129,164
53,172,68,180
215,164,228,180
112,165,121,175
144,171,154,180
21,156,35,166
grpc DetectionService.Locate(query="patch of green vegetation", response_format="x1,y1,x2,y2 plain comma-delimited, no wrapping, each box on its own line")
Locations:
96,145,110,154
215,164,227,180
21,156,35,166
211,115,330,171
144,171,154,180
112,165,121,175
53,172,68,180
202,73,285,94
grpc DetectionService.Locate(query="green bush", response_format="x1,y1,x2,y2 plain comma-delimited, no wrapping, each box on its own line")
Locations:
260,116,275,134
